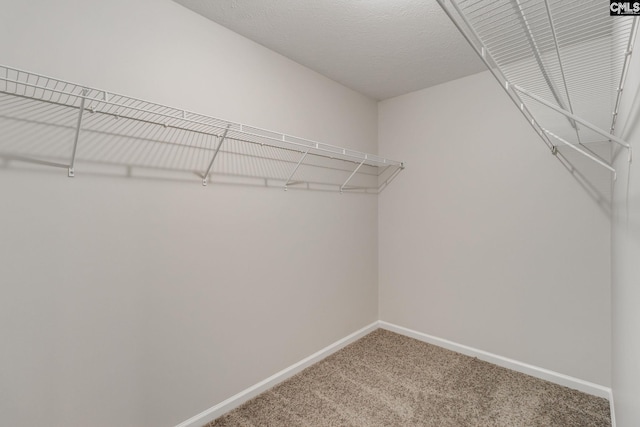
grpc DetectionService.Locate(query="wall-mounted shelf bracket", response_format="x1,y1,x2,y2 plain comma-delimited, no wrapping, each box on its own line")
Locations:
284,148,310,191
341,158,366,193
514,85,631,153
202,124,230,186
542,128,616,179
515,85,633,167
68,88,88,177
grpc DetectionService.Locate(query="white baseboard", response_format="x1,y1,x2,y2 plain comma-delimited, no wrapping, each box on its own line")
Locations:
379,321,612,400
177,320,614,427
609,389,616,427
174,321,379,427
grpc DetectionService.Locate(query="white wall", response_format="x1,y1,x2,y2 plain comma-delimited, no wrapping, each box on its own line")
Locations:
611,32,640,426
0,1,379,426
378,71,612,386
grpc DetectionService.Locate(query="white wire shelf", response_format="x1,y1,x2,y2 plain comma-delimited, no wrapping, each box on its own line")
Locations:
438,0,638,178
0,65,404,193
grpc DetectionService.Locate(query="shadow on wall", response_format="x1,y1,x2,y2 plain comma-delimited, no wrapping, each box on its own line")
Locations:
553,142,615,218
0,93,401,195
613,73,640,233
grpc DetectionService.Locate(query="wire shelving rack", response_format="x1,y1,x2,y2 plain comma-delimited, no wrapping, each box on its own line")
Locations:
0,65,404,193
438,0,638,178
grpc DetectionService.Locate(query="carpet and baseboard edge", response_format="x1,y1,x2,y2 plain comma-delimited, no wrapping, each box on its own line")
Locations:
175,320,614,427
174,321,379,427
378,321,612,399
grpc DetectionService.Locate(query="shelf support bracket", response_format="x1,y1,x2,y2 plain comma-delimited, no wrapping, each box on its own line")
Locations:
284,148,310,191
340,158,366,193
514,85,631,152
202,125,230,186
68,89,88,177
542,128,617,179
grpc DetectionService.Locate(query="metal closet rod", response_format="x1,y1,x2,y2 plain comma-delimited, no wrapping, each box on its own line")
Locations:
0,65,404,175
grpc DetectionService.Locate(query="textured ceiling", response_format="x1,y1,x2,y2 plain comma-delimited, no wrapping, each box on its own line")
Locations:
173,0,486,100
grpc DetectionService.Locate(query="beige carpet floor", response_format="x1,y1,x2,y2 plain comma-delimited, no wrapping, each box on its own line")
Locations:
206,329,610,426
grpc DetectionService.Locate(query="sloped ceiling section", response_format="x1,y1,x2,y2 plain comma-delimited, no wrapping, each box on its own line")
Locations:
173,0,487,100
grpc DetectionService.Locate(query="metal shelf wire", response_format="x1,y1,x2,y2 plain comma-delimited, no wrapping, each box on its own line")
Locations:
438,0,638,177
0,65,404,193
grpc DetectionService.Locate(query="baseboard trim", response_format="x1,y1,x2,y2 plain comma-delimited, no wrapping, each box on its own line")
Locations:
177,320,613,427
174,321,379,427
609,389,616,427
379,321,612,400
